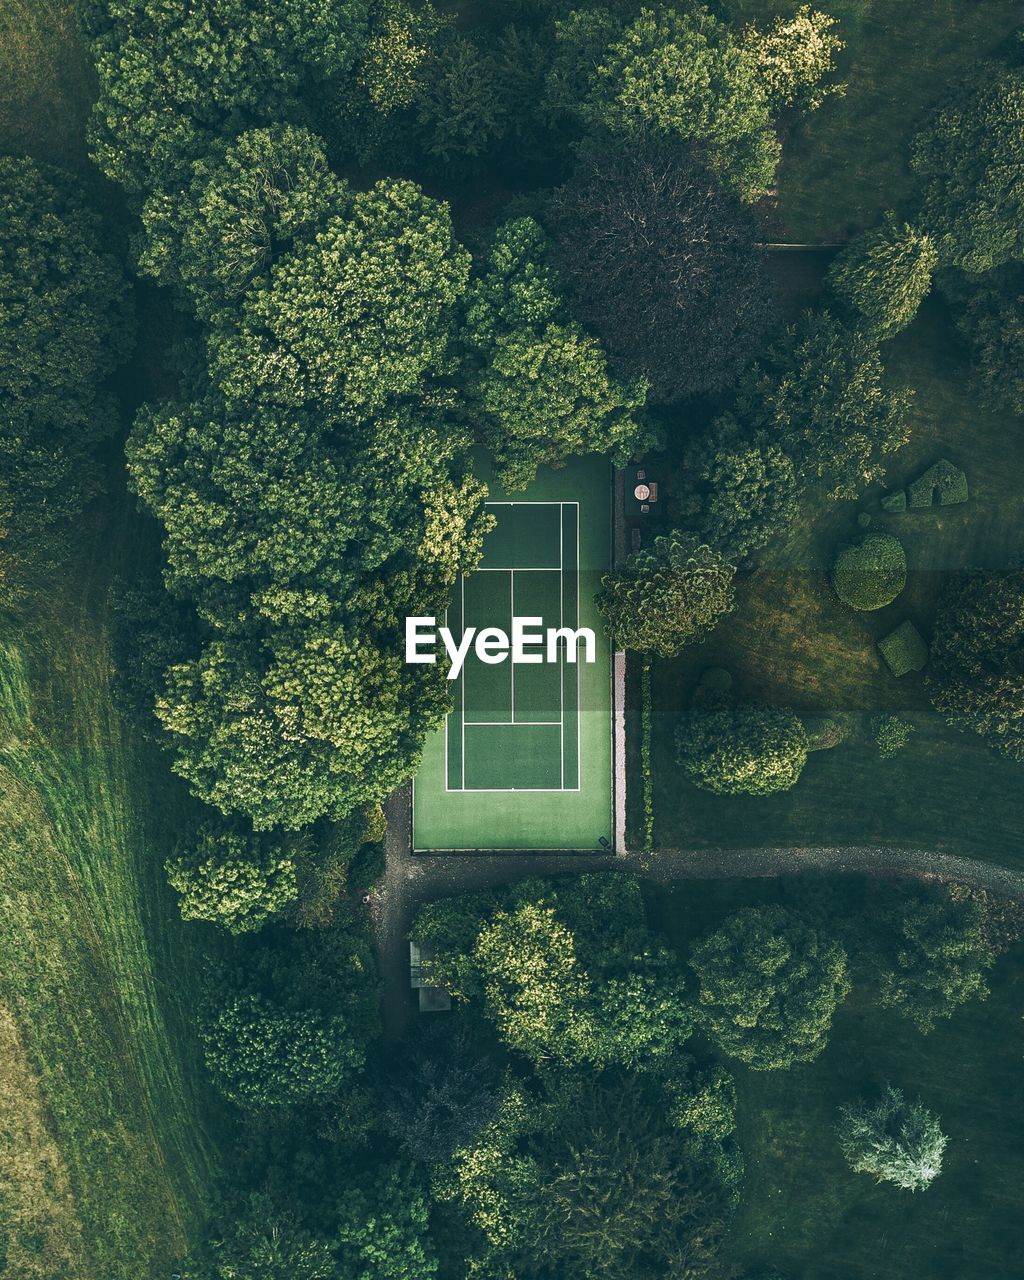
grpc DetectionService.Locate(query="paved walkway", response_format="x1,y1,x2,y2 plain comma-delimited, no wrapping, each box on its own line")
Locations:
374,784,1024,1039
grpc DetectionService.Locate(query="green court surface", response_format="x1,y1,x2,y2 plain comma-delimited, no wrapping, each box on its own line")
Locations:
413,454,613,850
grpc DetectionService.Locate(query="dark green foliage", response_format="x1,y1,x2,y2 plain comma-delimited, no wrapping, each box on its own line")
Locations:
412,875,692,1070
872,713,915,759
597,531,735,656
676,702,809,796
837,1085,946,1191
84,0,370,197
335,1164,439,1279
165,818,300,933
180,1193,336,1279
548,138,774,402
878,620,929,677
871,886,995,1032
202,992,364,1107
640,657,654,852
928,570,1024,757
912,63,1024,271
831,533,906,611
464,217,648,489
906,459,968,508
414,34,505,167
0,156,133,584
827,216,937,338
736,310,912,500
951,265,1024,416
346,842,385,896
689,905,851,1069
670,414,799,559
108,573,197,728
383,1029,500,1164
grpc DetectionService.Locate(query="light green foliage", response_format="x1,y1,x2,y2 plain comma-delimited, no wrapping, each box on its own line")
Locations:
827,216,937,339
929,569,1024,758
837,1085,946,1191
165,819,299,933
597,531,735,656
202,992,364,1107
0,156,133,576
831,533,906,611
912,64,1024,271
463,218,647,490
156,627,448,830
672,414,799,559
872,713,915,760
181,1194,336,1279
413,874,692,1070
336,1165,438,1280
85,0,370,196
361,1,436,117
873,889,994,1033
737,310,912,500
690,905,851,1069
743,4,843,113
573,5,780,200
677,702,809,797
139,125,349,322
209,179,470,417
878,619,929,677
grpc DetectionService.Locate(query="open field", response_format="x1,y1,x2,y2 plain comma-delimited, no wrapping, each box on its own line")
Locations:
634,296,1024,868
645,877,1024,1280
0,491,223,1278
727,0,1019,241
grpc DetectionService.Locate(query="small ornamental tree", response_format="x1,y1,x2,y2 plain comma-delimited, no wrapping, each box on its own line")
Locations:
597,531,735,656
742,4,844,113
737,310,912,500
690,905,851,1069
872,714,915,759
165,819,299,934
912,64,1024,271
927,569,1024,762
676,702,809,796
671,414,799,559
549,139,774,403
827,216,937,339
202,992,364,1107
335,1165,439,1280
837,1085,947,1191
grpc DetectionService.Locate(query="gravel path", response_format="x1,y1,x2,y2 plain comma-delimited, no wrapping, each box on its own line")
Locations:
374,785,1024,1039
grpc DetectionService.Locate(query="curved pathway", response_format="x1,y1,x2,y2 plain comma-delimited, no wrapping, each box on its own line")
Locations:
374,785,1024,1038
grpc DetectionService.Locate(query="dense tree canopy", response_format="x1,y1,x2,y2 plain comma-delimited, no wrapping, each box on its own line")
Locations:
928,569,1024,763
677,702,810,796
827,216,937,339
549,138,774,403
736,310,912,500
670,414,799,560
949,266,1024,416
597,531,735,656
912,64,1024,271
0,156,133,585
690,905,851,1069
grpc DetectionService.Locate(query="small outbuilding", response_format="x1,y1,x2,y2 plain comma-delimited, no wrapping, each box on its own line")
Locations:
409,940,452,1012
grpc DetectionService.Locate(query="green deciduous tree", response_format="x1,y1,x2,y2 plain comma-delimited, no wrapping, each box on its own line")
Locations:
837,1085,946,1191
928,568,1024,762
202,992,364,1107
335,1165,438,1280
597,531,735,656
912,64,1024,271
677,702,809,796
827,216,937,339
670,414,799,560
872,887,994,1033
742,4,843,113
181,1194,336,1280
0,156,133,583
166,819,300,933
949,265,1024,416
414,33,506,166
690,905,851,1069
549,138,774,403
736,310,912,500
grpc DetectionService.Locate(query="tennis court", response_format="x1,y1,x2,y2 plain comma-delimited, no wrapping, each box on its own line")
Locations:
413,454,612,850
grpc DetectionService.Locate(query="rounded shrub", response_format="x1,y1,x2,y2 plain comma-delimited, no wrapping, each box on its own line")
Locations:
832,533,906,610
676,702,809,796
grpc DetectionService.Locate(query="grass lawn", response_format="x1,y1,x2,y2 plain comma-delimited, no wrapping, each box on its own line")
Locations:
644,878,1024,1280
0,485,224,1277
726,0,1019,242
634,295,1024,868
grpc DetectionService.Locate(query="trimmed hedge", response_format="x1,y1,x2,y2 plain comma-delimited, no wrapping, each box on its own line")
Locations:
832,533,907,610
879,621,929,676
